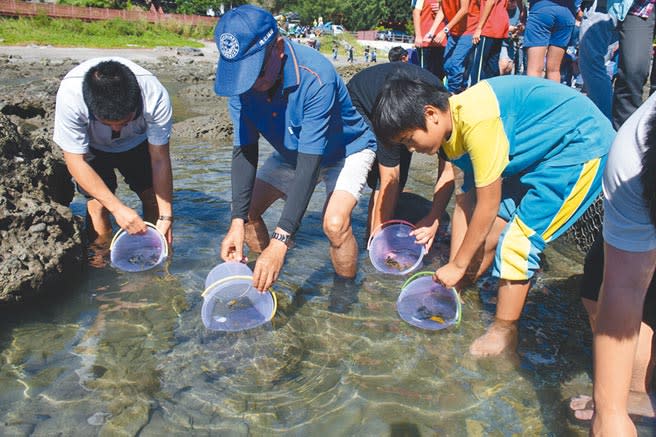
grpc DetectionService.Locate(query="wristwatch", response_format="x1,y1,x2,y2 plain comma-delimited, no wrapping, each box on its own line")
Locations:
271,231,292,246
443,26,449,35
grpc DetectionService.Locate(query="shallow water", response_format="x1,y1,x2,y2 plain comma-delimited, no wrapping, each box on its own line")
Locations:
1,138,653,436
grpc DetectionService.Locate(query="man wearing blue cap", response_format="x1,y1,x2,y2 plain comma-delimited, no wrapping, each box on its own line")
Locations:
214,5,377,292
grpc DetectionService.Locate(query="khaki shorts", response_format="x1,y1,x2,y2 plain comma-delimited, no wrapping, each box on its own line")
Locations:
257,148,376,201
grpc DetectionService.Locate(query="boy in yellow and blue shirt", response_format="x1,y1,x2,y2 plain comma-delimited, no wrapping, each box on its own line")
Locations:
372,75,613,356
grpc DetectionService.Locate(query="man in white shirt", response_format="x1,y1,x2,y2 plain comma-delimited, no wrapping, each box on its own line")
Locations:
53,58,173,244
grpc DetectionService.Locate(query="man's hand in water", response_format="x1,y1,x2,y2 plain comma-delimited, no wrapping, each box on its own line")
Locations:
252,239,287,291
221,219,246,262
114,205,147,235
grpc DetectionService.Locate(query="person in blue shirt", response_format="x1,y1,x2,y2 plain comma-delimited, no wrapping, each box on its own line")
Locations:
214,5,377,292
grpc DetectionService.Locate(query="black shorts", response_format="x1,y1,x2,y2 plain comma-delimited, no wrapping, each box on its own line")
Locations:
366,147,412,191
580,233,656,329
77,140,153,199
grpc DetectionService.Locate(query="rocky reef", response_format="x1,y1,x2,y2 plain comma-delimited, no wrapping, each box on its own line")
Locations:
0,113,84,303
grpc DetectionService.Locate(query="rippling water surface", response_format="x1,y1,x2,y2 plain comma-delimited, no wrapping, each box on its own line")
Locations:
2,137,650,436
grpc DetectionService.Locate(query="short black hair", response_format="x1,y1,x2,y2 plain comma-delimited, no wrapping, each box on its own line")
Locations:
82,60,141,121
371,76,451,145
388,46,408,62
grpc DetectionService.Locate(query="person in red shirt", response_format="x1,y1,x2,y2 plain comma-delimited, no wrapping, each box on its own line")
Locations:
412,0,447,79
431,0,479,93
470,0,510,84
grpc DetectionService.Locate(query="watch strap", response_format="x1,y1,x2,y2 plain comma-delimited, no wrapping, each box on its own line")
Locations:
271,231,292,246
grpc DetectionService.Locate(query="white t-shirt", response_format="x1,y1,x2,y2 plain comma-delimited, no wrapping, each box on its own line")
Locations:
603,92,656,252
53,57,172,155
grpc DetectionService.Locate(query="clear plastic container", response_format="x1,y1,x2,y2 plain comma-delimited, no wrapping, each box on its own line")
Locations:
396,272,461,330
205,261,254,289
367,220,425,275
109,222,168,272
201,263,277,332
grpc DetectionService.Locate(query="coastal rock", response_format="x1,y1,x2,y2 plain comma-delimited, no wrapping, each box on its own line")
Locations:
0,114,84,303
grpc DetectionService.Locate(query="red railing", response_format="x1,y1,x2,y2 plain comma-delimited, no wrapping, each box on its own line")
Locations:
0,0,218,26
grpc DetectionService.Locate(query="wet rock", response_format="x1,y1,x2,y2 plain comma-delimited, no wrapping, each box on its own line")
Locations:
176,47,204,57
0,114,84,303
87,412,112,426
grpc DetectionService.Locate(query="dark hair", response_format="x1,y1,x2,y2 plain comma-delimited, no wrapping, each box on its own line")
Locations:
82,60,141,121
640,109,656,227
371,76,450,145
388,46,408,62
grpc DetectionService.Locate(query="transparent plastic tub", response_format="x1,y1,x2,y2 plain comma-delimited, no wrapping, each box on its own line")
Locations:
367,220,425,275
396,272,461,330
109,222,168,272
201,263,277,332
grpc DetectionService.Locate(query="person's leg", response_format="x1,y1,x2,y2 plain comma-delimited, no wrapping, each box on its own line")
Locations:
82,149,119,241
244,179,285,252
578,14,617,119
544,5,575,82
470,36,502,84
468,216,525,357
323,148,376,278
86,198,113,240
591,244,656,436
324,191,359,278
499,43,514,75
524,5,552,77
138,188,158,223
526,46,548,77
545,45,567,82
444,34,474,93
613,12,656,128
482,37,503,79
246,153,294,252
469,36,487,86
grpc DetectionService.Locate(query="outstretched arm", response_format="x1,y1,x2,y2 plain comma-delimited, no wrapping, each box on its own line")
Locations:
149,142,173,245
63,151,146,234
412,159,455,251
434,176,500,286
252,152,322,291
221,143,258,263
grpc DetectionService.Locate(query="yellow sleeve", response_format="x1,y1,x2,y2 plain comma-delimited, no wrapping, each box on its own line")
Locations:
463,117,509,187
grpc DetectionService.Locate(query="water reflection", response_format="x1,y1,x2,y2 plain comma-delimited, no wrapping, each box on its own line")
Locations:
0,138,643,435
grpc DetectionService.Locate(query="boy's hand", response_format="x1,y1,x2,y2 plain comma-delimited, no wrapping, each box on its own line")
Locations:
434,262,466,288
411,216,439,252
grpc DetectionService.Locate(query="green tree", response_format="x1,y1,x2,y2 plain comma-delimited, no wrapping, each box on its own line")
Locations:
274,0,411,30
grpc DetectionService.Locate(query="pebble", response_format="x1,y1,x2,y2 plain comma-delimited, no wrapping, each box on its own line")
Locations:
87,412,112,426
29,223,46,233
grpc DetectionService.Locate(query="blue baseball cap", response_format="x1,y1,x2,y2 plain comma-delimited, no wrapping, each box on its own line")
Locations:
214,5,278,96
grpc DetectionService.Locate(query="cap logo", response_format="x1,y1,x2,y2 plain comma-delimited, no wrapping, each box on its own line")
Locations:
259,28,274,46
219,33,240,59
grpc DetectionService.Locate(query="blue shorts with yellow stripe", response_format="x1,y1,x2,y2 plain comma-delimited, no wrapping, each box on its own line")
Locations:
493,154,607,281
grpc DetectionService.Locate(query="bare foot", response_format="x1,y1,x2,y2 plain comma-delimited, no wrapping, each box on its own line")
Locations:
88,234,111,269
569,393,656,422
469,319,518,357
